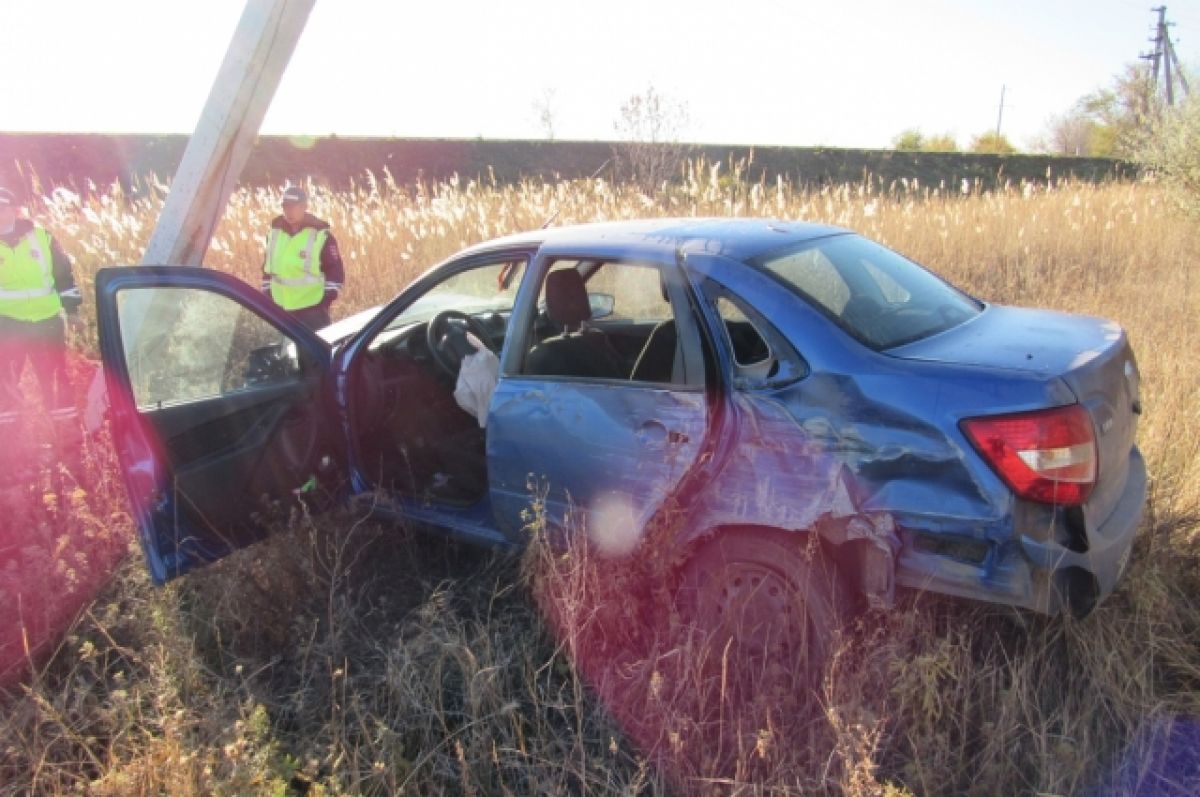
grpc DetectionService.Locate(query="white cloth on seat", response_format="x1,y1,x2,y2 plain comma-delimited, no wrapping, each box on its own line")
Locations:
453,332,499,427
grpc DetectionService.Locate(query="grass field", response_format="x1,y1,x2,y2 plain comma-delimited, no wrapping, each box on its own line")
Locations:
1,165,1198,795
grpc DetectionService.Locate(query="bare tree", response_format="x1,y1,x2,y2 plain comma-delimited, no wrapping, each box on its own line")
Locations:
532,88,558,141
612,86,691,191
1042,108,1100,156
1040,64,1164,158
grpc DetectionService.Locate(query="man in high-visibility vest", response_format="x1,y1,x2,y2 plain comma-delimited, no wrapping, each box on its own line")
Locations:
261,185,345,330
0,187,82,426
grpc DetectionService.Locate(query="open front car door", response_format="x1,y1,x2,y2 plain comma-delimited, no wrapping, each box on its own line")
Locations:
96,267,344,583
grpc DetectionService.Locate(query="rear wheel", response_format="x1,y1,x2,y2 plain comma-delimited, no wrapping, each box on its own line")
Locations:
675,531,846,695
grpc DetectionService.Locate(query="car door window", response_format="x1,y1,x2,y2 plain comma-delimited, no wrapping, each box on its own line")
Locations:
705,282,807,389
582,260,671,323
117,287,303,408
522,260,701,386
715,296,772,368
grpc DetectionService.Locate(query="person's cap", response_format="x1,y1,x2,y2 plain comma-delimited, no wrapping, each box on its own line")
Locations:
0,188,16,208
281,186,308,205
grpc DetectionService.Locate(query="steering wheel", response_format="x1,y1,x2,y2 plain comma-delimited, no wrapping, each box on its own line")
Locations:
425,309,494,377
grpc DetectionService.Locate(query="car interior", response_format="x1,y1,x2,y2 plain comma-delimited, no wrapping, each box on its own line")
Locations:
113,262,779,552
524,268,625,379
346,257,724,507
349,305,504,507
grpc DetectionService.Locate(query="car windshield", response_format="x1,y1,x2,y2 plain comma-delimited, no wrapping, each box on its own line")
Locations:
752,234,981,349
383,260,525,332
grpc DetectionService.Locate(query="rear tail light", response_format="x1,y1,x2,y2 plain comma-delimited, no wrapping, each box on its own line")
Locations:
961,404,1096,506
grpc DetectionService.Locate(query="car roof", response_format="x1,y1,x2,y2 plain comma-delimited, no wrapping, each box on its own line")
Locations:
461,217,850,263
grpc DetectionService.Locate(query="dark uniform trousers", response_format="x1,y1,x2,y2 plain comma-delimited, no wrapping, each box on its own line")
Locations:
291,304,332,331
0,315,72,416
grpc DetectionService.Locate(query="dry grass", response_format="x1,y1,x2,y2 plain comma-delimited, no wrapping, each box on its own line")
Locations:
0,166,1197,795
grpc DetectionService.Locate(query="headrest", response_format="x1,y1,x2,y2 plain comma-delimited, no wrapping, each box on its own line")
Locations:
545,269,591,329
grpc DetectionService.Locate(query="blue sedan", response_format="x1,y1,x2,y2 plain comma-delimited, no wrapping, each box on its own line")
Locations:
96,218,1145,655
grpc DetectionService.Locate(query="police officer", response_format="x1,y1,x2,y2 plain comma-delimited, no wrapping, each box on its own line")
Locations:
261,185,345,330
0,187,82,425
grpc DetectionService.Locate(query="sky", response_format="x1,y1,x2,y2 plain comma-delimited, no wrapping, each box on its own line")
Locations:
2,0,1197,150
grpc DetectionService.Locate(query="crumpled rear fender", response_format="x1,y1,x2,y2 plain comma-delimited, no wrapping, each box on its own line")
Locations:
675,368,1047,609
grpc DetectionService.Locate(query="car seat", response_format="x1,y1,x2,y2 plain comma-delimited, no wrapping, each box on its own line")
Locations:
525,269,624,378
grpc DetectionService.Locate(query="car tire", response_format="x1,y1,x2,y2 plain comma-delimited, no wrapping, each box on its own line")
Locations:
675,530,847,694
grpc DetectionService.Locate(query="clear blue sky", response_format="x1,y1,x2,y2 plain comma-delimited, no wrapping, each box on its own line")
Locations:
2,0,1196,149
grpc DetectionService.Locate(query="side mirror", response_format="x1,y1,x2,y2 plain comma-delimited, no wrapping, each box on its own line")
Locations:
588,292,615,320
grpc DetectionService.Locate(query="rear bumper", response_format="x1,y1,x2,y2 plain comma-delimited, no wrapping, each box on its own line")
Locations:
896,447,1146,615
1019,446,1146,609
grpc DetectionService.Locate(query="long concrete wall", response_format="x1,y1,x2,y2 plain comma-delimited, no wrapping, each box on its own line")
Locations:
0,133,1132,198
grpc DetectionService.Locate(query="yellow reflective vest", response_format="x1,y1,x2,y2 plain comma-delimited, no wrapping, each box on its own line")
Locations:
264,226,329,311
0,226,62,322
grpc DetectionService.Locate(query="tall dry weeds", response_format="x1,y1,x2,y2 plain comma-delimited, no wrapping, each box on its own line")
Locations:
0,169,1195,795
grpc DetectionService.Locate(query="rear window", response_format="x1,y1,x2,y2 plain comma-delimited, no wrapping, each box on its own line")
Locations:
754,234,980,349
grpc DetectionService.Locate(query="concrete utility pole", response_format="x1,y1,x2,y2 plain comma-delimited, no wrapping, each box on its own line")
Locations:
141,0,316,266
1141,6,1190,107
89,0,316,433
995,85,1006,138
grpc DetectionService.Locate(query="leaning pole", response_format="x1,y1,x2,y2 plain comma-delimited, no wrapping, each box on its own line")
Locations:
87,0,316,431
141,0,316,267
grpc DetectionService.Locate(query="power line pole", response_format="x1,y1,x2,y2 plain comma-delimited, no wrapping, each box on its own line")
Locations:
1164,17,1190,99
995,84,1007,138
100,0,317,435
1141,6,1190,107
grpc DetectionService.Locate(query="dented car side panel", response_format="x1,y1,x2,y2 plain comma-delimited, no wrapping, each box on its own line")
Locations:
681,251,1137,613
99,219,1144,616
488,380,707,547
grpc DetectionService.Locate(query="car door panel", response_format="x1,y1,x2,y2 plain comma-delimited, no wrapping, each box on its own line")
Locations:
96,267,341,583
145,380,300,442
149,391,320,524
488,380,706,543
487,257,711,546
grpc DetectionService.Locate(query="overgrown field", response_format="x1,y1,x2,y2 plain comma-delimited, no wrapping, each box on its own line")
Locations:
2,167,1198,795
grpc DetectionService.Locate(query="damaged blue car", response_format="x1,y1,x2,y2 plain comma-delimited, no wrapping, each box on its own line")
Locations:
96,218,1146,643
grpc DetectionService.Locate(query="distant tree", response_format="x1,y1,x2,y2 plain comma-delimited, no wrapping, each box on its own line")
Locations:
532,88,558,141
923,133,958,152
613,86,690,191
969,131,1017,155
892,129,957,152
1079,64,1160,157
1041,107,1102,155
1135,93,1200,215
892,129,925,151
1040,63,1166,158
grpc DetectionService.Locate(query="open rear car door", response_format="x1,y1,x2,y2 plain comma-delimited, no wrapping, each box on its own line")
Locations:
96,267,345,583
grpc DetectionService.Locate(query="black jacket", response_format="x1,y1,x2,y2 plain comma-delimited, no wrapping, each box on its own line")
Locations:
0,218,80,315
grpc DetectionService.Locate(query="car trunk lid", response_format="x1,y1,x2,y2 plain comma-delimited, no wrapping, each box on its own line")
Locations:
890,304,1141,525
